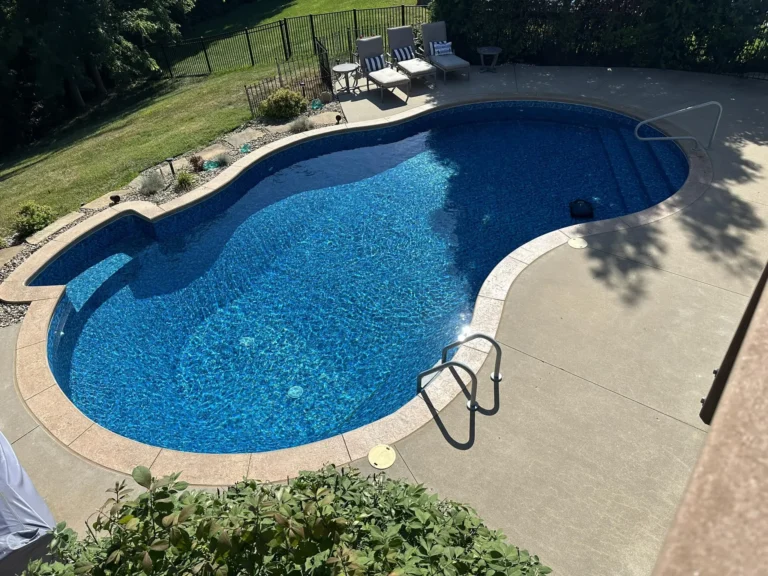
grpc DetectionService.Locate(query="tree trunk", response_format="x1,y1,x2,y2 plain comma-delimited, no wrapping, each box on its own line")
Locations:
67,76,86,111
88,61,108,98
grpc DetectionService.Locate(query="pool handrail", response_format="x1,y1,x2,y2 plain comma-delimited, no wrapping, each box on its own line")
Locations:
441,333,503,385
634,101,722,150
417,361,479,411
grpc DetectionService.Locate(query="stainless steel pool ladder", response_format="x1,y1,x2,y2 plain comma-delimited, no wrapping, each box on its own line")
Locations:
416,333,503,411
634,101,722,150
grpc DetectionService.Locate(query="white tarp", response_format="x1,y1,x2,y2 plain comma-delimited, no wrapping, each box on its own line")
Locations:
0,431,55,560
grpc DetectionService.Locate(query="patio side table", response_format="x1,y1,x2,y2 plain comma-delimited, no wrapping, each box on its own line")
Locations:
477,46,502,73
333,62,359,93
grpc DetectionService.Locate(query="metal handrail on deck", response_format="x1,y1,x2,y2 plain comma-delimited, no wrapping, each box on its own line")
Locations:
417,361,480,411
441,333,503,384
634,101,722,149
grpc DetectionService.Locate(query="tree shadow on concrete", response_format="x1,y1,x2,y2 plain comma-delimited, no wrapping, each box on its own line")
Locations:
585,130,766,304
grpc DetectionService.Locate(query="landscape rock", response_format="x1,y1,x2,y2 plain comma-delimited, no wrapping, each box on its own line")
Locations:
225,128,266,149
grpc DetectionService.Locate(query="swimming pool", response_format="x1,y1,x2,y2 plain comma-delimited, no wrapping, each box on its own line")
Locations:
35,101,688,453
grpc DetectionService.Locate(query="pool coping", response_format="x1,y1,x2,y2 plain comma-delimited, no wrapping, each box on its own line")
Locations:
3,95,713,485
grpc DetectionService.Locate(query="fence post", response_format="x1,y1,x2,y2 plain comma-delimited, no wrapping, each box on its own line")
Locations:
276,59,283,87
309,14,317,55
160,44,174,78
347,27,353,62
245,28,255,66
401,4,406,26
279,21,290,61
353,9,358,38
200,38,212,73
283,18,292,58
245,85,255,117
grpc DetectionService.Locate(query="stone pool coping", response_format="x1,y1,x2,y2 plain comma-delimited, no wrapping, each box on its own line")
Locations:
2,95,712,485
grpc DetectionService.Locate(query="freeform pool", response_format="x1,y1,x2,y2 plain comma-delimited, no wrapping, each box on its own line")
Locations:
35,101,689,453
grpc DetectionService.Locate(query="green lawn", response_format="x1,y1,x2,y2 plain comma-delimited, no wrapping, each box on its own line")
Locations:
0,67,270,235
185,0,417,38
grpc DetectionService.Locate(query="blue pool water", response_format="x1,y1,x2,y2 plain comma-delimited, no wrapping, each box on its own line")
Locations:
37,102,688,453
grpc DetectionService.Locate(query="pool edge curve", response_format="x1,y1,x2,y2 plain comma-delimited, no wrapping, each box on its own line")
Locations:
4,95,714,485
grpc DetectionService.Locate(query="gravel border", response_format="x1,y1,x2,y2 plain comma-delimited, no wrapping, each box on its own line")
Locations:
0,102,347,327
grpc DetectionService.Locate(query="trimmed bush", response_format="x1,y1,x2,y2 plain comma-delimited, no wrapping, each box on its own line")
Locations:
23,466,550,576
258,88,307,120
13,202,56,238
290,115,315,133
175,171,194,191
214,152,232,167
139,169,165,195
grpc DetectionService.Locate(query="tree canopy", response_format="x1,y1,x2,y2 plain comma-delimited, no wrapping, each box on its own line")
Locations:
0,0,194,153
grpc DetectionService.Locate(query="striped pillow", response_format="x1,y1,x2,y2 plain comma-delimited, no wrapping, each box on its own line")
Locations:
393,46,415,62
365,54,385,72
430,41,452,56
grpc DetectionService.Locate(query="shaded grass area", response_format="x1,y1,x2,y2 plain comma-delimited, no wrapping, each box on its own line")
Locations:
185,0,416,38
0,67,271,235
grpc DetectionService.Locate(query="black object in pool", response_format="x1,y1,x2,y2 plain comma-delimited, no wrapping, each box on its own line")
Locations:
570,199,594,218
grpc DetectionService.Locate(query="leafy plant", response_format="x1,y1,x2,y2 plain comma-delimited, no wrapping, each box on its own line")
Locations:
0,237,8,249
290,116,315,133
139,170,165,196
12,202,56,238
189,155,204,173
175,171,194,191
258,88,307,120
214,152,232,167
24,466,550,576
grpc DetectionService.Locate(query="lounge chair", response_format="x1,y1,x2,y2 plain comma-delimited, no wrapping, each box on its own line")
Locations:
356,36,411,102
421,21,470,82
386,26,437,85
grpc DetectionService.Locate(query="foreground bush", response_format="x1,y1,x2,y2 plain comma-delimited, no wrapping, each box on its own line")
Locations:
25,466,550,576
13,202,56,238
258,89,307,120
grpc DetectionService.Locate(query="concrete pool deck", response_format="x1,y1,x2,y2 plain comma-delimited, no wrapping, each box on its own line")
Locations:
2,65,767,575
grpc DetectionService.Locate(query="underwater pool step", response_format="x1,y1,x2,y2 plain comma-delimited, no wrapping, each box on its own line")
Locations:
599,127,651,214
620,128,676,204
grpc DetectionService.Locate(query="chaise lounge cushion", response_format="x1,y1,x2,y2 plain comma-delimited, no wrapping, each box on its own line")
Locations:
431,53,470,71
397,58,436,77
369,67,410,87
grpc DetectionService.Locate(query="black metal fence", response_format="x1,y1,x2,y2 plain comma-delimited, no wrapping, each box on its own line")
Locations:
158,5,430,78
244,39,334,118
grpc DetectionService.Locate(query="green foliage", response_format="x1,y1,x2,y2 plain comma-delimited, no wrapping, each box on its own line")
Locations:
431,0,768,73
0,0,196,153
12,202,56,238
23,466,550,576
0,236,8,249
175,170,195,191
258,89,307,121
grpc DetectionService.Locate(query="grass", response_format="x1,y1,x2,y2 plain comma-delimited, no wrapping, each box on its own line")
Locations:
0,67,271,235
185,0,417,38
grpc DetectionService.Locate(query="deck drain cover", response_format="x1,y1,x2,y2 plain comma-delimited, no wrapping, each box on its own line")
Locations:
368,444,396,470
568,237,588,249
287,386,303,399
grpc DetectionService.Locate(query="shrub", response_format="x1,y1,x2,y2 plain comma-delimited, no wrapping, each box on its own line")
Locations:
12,202,56,238
258,88,307,120
175,171,194,191
214,152,231,167
290,115,315,133
139,169,165,195
0,237,7,249
189,154,204,172
24,466,550,576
